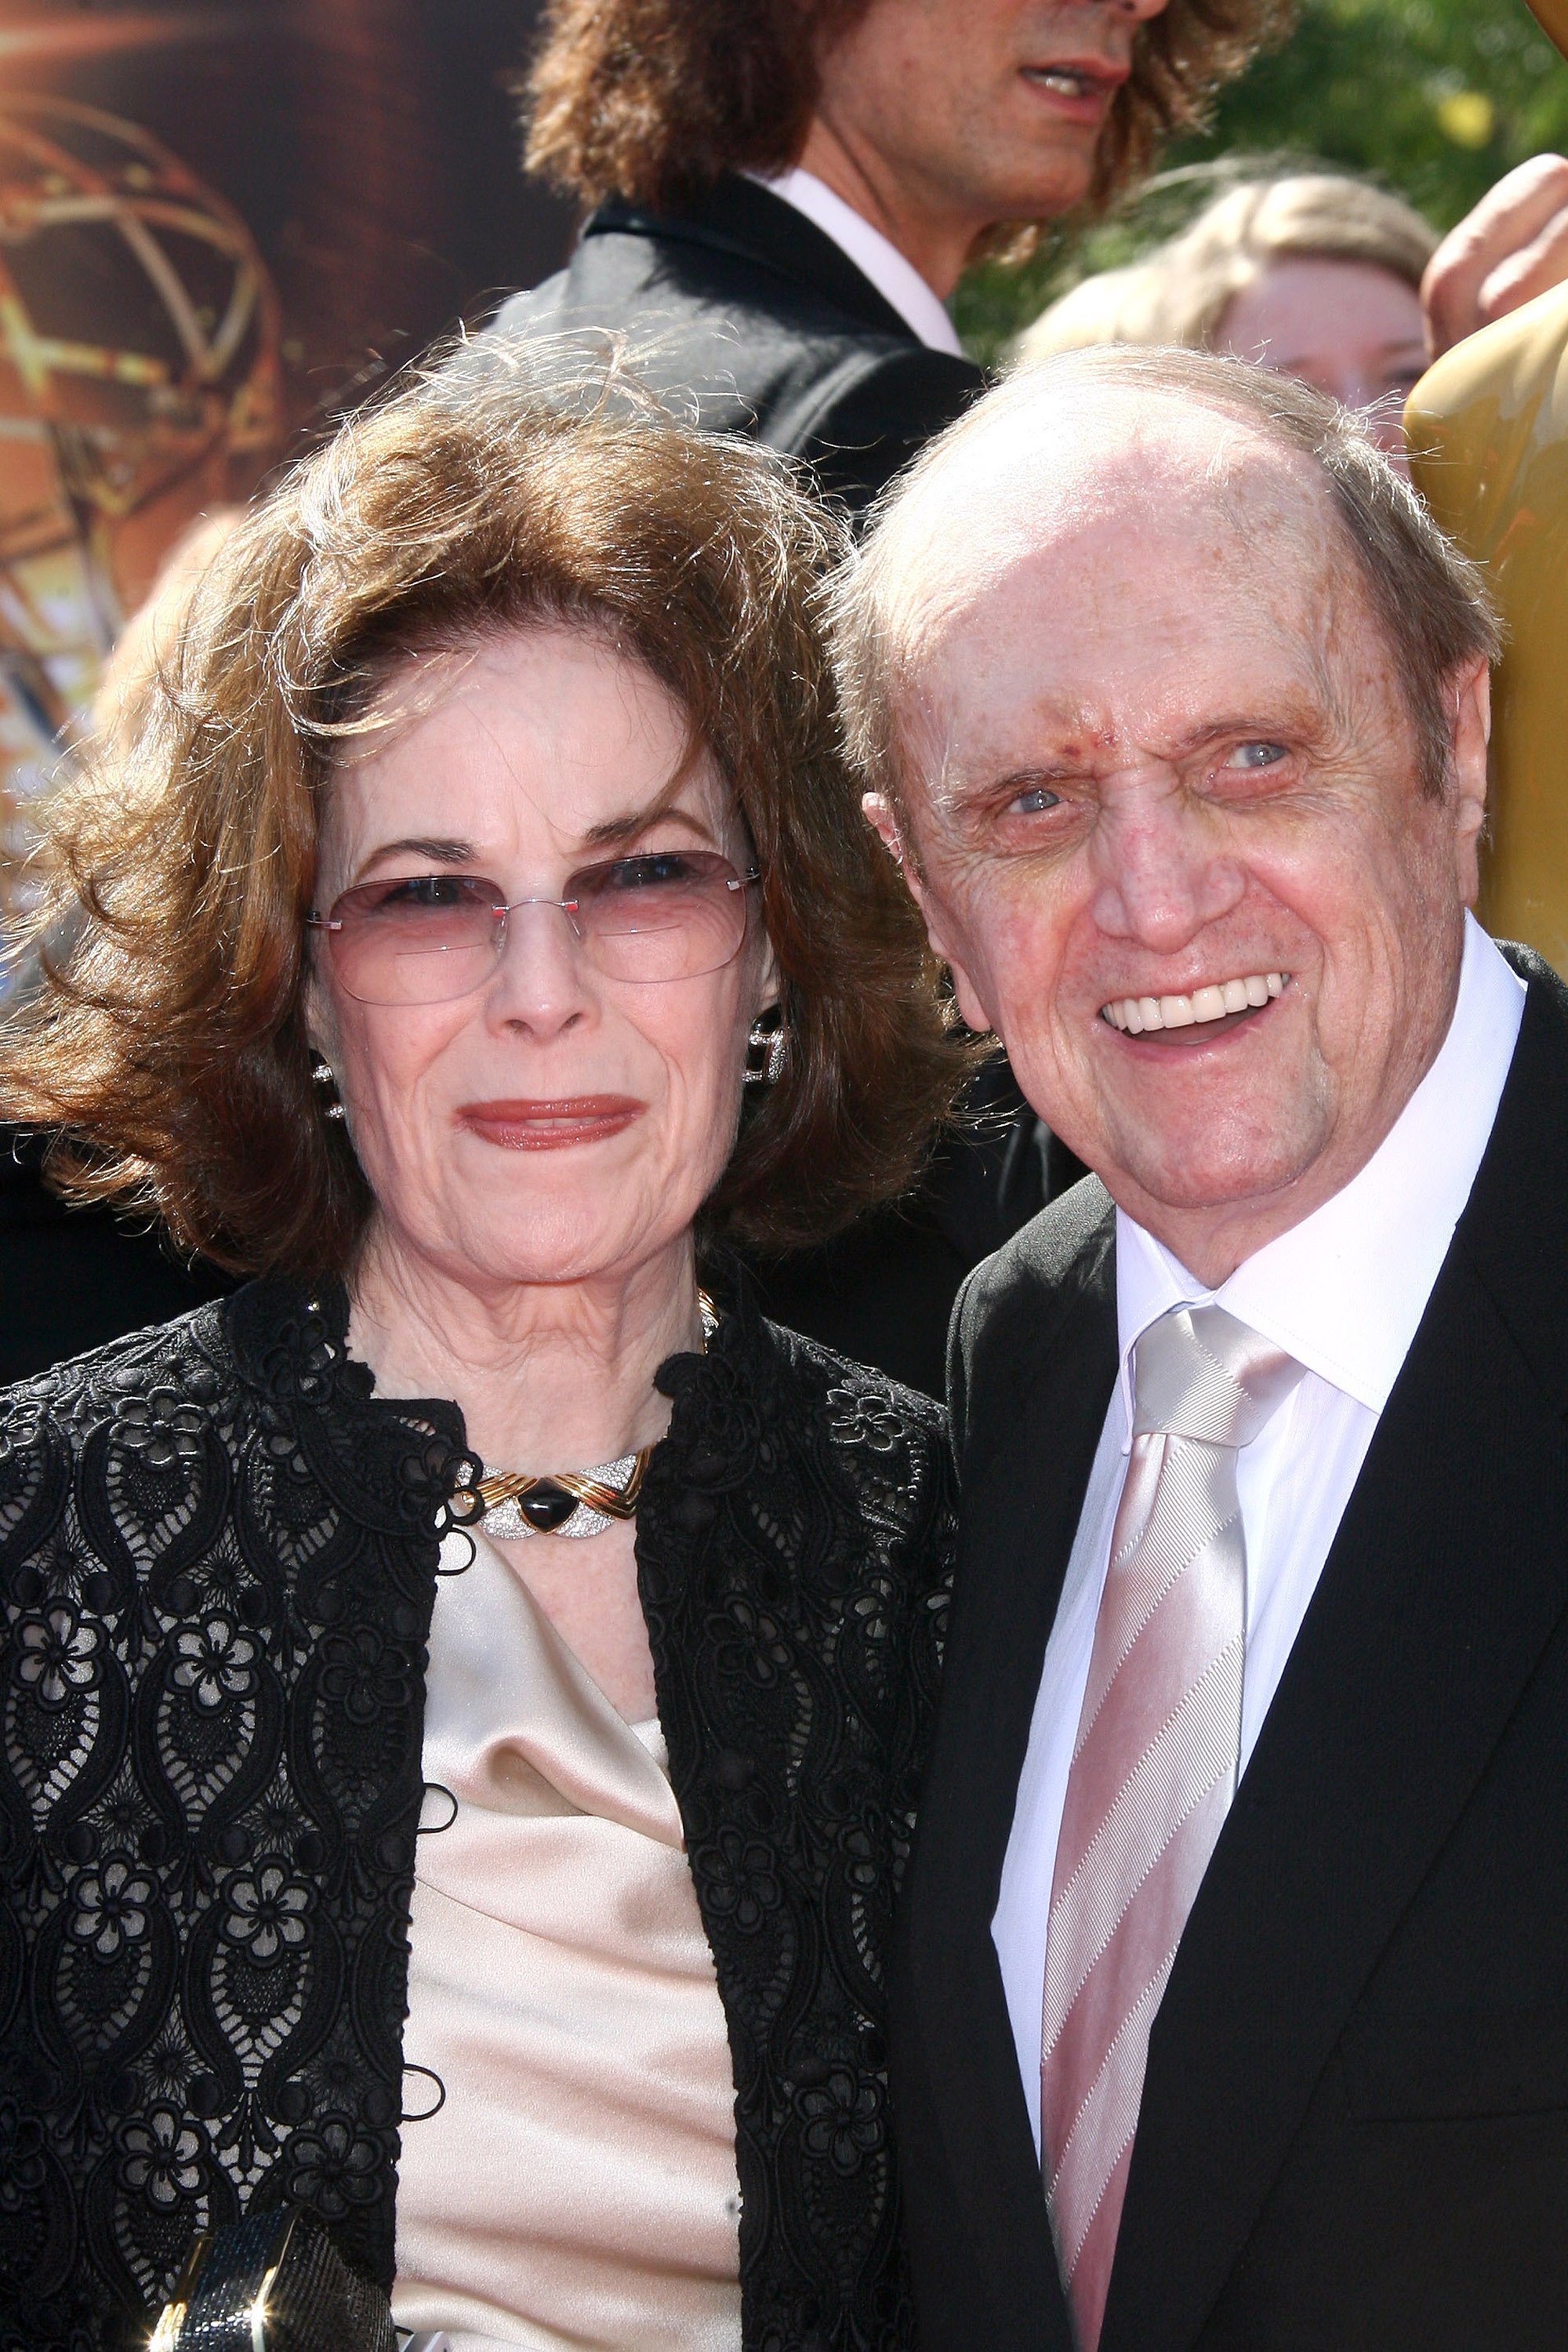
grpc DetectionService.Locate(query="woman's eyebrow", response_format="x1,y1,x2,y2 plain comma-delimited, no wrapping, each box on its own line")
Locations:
353,837,475,877
579,806,715,849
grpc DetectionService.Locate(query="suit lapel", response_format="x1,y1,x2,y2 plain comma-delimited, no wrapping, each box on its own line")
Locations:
586,177,925,343
1103,963,1568,2352
902,1186,1119,2347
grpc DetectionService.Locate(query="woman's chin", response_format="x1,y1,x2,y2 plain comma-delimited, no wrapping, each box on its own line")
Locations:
422,1207,696,1295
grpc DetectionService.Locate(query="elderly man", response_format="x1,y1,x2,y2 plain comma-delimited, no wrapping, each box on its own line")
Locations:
844,346,1568,2350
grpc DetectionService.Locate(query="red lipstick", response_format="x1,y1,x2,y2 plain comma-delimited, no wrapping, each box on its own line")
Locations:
456,1096,644,1150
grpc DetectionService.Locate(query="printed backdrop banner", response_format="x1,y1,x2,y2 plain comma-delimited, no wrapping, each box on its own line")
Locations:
0,0,570,856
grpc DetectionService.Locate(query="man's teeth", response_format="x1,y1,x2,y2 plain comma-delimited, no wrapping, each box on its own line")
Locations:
1101,972,1287,1033
1026,67,1094,96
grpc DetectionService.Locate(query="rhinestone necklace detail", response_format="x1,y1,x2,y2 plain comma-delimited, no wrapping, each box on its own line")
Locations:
476,1290,718,1540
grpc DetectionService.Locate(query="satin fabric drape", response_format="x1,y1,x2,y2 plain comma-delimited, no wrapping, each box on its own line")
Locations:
390,1526,743,2352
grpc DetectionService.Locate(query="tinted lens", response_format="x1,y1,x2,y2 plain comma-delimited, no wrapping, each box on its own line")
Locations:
572,851,751,982
325,874,504,1004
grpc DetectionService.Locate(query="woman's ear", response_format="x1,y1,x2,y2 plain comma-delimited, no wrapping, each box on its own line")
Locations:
753,929,783,1017
302,958,339,1068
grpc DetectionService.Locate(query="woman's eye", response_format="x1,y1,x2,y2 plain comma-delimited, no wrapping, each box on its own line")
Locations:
605,853,692,891
379,875,470,909
1007,786,1062,816
1223,742,1288,773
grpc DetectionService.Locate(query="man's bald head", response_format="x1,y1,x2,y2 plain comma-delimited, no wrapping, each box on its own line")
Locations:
838,346,1504,1286
832,347,1497,848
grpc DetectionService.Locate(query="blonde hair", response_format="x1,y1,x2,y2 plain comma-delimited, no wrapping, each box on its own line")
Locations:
1018,171,1439,363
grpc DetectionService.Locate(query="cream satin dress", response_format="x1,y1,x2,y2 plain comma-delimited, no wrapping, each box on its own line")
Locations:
389,1524,744,2352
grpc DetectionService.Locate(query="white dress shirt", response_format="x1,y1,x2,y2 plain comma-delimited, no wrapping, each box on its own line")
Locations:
993,914,1526,2141
747,166,964,356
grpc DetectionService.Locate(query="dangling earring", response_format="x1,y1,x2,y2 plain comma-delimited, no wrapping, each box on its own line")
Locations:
311,1055,347,1121
742,1013,788,1087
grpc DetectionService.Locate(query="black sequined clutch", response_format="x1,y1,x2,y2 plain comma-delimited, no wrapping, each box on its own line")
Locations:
151,2207,397,2351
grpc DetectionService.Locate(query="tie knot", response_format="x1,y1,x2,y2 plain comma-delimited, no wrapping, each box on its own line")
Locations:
1131,1302,1303,1448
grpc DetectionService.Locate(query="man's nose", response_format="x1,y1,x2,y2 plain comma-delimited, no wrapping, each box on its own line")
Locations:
1089,793,1246,951
483,899,593,1036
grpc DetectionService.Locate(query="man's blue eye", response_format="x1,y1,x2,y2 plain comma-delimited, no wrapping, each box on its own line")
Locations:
1228,742,1287,771
1010,786,1061,815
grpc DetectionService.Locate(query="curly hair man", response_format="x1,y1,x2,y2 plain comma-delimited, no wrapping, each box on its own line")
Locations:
501,0,1287,515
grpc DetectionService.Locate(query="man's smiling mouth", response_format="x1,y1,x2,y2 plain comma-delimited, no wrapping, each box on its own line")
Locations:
1100,971,1288,1034
1020,61,1127,101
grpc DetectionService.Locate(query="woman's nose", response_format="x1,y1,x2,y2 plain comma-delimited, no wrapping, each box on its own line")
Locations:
482,899,594,1034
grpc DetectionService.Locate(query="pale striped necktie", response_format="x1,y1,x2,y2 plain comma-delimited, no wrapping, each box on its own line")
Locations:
1040,1302,1304,2351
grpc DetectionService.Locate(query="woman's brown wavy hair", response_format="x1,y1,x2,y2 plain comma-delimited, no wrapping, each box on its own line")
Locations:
524,0,1292,223
1,347,967,1278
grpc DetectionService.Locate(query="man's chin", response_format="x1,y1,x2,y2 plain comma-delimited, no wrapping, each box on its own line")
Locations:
1098,1128,1326,1226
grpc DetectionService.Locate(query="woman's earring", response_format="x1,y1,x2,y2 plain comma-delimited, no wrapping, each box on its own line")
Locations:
743,1014,788,1087
311,1056,347,1121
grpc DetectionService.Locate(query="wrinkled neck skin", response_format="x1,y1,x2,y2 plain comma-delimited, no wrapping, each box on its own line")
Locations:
345,1219,705,1478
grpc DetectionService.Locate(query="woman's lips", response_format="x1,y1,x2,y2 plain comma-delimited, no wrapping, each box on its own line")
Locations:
456,1096,644,1150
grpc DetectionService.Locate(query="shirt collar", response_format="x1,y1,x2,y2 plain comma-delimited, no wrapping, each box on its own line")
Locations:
1115,914,1526,1425
746,167,964,357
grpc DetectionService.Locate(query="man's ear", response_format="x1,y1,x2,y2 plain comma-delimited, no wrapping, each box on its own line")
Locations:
942,953,998,1039
862,792,910,873
1449,655,1491,907
862,790,997,1034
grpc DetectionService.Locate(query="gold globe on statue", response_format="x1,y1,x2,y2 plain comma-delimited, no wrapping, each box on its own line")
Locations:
0,96,281,881
1406,0,1568,971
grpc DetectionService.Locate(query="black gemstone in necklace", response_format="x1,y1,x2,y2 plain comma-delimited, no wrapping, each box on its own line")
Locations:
518,1483,581,1533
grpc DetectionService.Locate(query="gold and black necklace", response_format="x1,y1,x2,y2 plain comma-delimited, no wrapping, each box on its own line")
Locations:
476,1290,717,1540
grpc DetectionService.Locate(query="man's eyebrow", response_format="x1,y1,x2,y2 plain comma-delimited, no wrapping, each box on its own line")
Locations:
938,760,1088,806
1165,711,1312,757
938,713,1317,804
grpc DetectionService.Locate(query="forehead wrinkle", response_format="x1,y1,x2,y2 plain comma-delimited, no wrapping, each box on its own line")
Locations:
858,383,1385,839
887,443,1350,732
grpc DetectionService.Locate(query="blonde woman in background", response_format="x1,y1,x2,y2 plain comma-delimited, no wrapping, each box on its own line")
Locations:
1017,167,1436,464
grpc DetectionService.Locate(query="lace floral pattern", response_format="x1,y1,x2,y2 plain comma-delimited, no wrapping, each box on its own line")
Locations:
644,1317,953,2350
1,1277,953,2352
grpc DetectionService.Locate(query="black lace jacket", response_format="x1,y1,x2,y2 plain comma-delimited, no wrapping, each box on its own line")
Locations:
0,1276,954,2352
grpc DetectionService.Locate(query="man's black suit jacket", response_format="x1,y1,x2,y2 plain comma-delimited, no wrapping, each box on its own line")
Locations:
487,171,984,520
892,942,1568,2349
486,173,1066,1395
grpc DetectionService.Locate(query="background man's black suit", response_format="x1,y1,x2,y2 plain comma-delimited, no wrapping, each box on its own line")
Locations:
891,943,1568,2348
489,172,984,519
492,174,1076,1393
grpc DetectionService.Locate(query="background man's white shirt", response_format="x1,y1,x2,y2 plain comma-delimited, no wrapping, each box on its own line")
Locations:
749,167,965,356
993,913,1526,2136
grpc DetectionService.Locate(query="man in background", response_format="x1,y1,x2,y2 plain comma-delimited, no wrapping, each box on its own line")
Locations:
502,0,1253,514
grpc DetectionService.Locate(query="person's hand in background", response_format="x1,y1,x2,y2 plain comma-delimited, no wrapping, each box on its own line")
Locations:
1423,152,1568,357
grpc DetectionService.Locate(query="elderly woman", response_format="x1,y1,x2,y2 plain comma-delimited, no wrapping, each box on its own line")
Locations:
0,358,960,2352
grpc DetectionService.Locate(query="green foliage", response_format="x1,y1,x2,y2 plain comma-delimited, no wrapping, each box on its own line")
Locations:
953,0,1568,365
